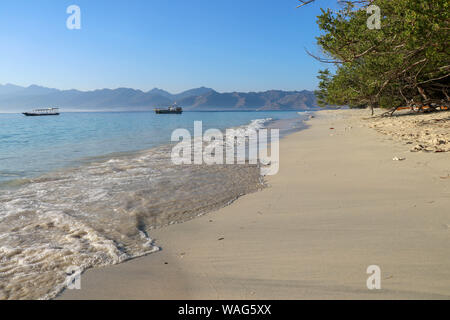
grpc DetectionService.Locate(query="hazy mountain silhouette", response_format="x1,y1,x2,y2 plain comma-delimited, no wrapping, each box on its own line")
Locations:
0,84,317,112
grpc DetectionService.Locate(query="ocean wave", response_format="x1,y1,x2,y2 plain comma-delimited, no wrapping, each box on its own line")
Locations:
0,119,270,300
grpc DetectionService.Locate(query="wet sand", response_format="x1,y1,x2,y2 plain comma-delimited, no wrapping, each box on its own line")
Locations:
59,109,450,300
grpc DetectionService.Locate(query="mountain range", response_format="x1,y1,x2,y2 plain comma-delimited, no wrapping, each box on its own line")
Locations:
0,84,318,112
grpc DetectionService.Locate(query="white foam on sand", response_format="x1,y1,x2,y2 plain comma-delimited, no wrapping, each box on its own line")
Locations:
0,119,272,300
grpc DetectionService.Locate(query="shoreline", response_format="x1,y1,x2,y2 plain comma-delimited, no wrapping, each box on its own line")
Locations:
59,109,450,299
0,112,303,186
0,113,307,300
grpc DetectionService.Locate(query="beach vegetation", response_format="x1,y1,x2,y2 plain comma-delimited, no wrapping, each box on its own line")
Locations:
300,0,449,115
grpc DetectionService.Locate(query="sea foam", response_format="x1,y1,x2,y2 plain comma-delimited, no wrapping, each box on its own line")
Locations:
0,119,270,299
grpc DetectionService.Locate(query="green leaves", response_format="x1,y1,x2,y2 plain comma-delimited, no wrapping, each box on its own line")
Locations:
312,0,449,112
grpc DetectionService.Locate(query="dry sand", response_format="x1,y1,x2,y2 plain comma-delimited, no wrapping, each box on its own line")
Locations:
368,110,450,153
59,109,450,300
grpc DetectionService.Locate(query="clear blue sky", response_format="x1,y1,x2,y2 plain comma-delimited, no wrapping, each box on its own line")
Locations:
0,0,333,93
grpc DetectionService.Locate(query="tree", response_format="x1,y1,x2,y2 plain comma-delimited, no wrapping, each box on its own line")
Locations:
301,0,450,115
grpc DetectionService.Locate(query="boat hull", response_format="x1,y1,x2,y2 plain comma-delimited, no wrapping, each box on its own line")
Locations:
154,110,182,114
22,112,60,116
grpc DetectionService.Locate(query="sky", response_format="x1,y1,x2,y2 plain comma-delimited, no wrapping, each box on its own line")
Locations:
0,0,334,93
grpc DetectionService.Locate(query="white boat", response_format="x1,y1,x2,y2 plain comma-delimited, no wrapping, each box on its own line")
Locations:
23,108,60,116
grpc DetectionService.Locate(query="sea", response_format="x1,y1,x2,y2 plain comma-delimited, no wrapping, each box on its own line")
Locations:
0,110,307,299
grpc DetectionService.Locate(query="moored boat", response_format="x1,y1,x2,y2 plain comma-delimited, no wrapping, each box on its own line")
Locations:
23,108,60,116
155,103,182,114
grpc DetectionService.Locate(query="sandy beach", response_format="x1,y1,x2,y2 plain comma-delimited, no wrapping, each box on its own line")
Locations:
59,109,450,300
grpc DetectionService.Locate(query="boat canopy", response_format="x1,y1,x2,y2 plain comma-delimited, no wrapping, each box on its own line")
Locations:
32,108,59,113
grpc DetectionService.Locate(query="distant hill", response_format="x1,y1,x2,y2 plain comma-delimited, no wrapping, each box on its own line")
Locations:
0,84,318,112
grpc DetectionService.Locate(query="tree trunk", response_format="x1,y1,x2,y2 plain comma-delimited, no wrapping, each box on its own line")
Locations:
369,103,374,116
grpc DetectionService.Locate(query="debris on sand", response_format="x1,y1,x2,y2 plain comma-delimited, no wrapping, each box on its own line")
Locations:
366,112,449,152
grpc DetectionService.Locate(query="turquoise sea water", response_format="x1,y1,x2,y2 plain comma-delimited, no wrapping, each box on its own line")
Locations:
0,110,308,299
0,111,302,184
